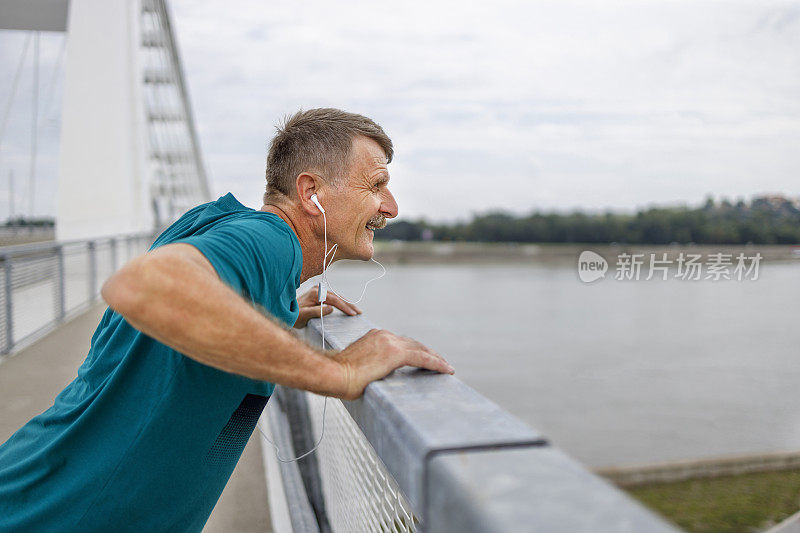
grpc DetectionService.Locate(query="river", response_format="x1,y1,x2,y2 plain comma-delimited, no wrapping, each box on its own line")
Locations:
302,256,800,468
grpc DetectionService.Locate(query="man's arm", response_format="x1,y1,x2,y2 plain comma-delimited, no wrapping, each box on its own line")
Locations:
101,243,454,400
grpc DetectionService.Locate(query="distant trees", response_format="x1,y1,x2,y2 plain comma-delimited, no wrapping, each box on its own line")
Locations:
377,195,800,245
3,216,55,228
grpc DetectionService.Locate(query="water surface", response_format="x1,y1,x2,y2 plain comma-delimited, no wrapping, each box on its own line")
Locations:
302,260,800,468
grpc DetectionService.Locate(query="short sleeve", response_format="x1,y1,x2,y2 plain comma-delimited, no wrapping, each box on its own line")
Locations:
173,217,297,306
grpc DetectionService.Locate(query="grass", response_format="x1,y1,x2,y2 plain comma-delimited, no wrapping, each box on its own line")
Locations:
625,469,800,533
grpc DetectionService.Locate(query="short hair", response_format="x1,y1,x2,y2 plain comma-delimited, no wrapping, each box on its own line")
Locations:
264,108,393,202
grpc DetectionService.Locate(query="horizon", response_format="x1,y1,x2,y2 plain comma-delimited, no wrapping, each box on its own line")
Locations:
5,189,797,227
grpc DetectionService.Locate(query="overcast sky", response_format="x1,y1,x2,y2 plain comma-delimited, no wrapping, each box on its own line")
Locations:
0,0,798,220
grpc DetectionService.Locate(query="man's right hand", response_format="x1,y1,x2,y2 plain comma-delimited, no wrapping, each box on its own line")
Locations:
330,329,455,401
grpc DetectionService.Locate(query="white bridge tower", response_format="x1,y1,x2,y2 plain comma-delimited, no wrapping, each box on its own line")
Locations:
0,0,211,240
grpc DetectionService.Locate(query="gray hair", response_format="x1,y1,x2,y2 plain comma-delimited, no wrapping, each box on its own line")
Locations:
264,108,393,202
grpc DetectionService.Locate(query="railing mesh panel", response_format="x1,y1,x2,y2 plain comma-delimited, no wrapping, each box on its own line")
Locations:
122,238,136,264
94,241,115,294
124,236,150,263
0,233,153,357
305,393,419,532
136,235,151,256
10,253,59,344
0,264,7,352
63,243,90,314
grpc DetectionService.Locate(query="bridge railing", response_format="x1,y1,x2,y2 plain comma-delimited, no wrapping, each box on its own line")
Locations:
259,314,681,533
0,233,153,358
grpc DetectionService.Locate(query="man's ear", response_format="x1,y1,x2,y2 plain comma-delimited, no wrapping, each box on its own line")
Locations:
296,172,323,216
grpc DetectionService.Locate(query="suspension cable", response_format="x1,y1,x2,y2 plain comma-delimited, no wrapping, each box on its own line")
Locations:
0,33,33,155
38,34,68,134
29,32,40,218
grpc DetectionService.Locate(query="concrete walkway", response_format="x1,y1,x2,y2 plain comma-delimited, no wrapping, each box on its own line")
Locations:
767,510,800,533
0,304,273,532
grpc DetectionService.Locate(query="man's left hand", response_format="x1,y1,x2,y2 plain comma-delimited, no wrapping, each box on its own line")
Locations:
294,286,362,329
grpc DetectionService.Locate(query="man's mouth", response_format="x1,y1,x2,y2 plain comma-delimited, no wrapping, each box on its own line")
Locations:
365,215,386,232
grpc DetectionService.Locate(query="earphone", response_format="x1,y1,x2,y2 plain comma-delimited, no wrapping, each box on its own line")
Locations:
310,193,325,214
258,192,386,462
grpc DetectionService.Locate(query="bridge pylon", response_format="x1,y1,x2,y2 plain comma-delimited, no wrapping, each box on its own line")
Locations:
51,0,211,240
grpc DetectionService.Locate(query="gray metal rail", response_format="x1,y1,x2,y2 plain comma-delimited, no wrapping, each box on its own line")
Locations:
0,233,153,358
265,314,680,532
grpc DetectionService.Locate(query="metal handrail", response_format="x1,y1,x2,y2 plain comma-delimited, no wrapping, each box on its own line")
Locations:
0,233,143,258
266,315,681,532
0,232,153,357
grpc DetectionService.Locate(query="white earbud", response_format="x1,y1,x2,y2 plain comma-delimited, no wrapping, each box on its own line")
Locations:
310,193,325,214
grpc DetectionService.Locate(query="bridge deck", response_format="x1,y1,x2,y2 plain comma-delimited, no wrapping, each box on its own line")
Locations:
0,304,273,532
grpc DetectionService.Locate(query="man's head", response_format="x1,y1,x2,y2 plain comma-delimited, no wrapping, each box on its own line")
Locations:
264,108,398,261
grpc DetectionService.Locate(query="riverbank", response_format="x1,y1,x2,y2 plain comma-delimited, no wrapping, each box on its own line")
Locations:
594,451,800,532
372,240,800,264
596,450,800,488
625,468,800,533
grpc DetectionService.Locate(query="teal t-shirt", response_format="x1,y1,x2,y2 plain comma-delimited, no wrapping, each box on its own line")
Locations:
0,193,302,531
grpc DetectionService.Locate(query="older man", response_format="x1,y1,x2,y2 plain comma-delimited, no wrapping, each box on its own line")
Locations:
0,108,453,531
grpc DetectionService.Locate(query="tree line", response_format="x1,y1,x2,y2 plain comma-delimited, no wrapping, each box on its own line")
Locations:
376,195,800,245
3,216,55,227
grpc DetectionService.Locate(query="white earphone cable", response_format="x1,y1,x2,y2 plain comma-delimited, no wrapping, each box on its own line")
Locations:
259,200,383,462
256,291,329,463
320,230,386,305
257,209,333,463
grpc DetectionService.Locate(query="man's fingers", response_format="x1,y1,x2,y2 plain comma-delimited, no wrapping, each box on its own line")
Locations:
407,349,455,375
402,336,449,365
301,286,362,315
296,304,332,324
297,288,319,307
307,304,333,316
323,292,361,316
381,333,453,371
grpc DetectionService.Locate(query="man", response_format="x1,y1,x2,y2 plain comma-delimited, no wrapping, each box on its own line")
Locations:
0,108,454,531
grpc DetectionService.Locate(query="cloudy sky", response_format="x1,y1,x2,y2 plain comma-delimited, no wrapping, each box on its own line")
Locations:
0,0,798,221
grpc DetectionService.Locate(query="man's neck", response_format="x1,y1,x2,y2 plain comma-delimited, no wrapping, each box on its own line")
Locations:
260,202,324,284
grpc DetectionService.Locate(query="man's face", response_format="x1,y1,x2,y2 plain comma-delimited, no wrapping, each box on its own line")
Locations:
324,136,398,261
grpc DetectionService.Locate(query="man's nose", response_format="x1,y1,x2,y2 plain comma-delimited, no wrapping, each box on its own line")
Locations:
380,189,399,219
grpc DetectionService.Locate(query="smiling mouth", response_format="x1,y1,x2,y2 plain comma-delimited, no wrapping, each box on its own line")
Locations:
365,216,386,232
